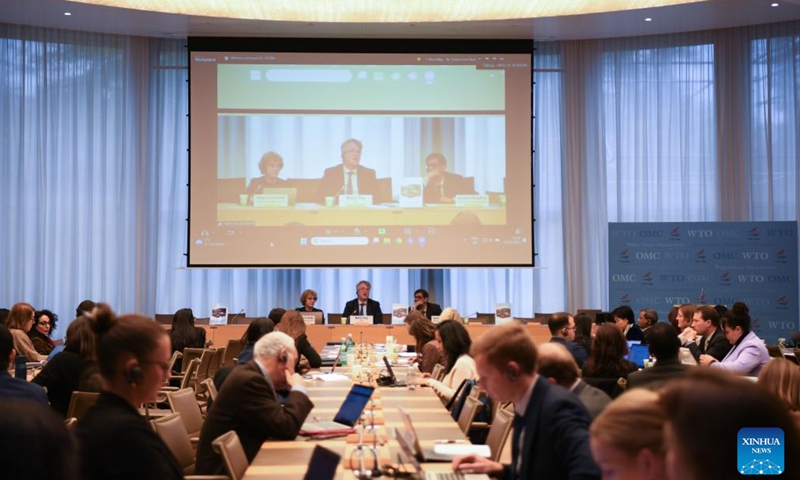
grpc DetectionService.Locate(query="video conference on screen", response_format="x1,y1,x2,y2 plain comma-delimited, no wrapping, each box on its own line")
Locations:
187,38,533,267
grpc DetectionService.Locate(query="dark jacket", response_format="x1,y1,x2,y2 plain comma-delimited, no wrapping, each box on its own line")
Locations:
343,298,384,324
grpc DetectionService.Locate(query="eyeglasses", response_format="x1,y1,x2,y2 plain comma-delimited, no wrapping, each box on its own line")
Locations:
38,321,51,326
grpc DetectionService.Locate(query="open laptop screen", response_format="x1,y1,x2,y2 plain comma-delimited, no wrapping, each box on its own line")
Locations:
333,384,374,426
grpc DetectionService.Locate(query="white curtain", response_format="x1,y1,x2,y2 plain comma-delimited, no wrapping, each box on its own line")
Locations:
1,21,798,338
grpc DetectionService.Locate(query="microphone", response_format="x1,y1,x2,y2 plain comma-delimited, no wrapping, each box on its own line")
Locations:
228,309,245,325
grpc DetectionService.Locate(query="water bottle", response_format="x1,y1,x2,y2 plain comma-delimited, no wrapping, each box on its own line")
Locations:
407,363,419,390
15,355,27,380
339,337,347,366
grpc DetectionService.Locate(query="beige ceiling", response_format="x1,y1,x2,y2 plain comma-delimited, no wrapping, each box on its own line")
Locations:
1,0,799,40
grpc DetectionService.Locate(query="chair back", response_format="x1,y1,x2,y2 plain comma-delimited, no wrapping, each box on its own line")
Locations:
180,358,202,390
456,395,484,434
167,388,205,439
212,430,249,480
150,412,196,475
431,363,445,382
485,405,514,461
201,378,218,403
182,348,205,373
66,391,100,420
222,339,244,367
767,345,785,359
167,350,183,374
193,349,215,388
206,348,226,380
64,417,78,433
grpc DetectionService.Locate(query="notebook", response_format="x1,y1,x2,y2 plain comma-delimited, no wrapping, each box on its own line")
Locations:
394,427,489,480
46,344,65,362
299,383,375,436
302,445,341,480
398,407,489,462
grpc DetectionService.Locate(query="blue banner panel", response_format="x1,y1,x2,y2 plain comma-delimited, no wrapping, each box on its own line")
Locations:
608,222,798,344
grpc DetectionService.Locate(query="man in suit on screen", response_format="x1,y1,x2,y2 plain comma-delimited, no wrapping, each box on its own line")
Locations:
316,138,380,203
422,152,476,204
412,288,442,320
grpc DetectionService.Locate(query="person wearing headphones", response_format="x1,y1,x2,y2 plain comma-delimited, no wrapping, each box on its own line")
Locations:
76,304,183,480
451,322,600,480
195,331,314,475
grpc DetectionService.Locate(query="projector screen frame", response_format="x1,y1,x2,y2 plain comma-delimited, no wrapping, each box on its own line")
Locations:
186,37,535,268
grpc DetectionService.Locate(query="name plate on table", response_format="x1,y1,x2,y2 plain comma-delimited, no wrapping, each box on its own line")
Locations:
301,314,316,325
252,194,289,208
338,194,373,207
350,315,373,325
454,194,489,208
431,315,441,324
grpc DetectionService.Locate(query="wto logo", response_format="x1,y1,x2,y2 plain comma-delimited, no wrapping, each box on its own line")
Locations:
776,295,789,308
719,271,731,286
695,249,707,261
619,293,631,304
641,271,654,286
619,249,630,262
738,428,784,475
669,226,681,240
748,226,761,241
775,249,788,263
697,291,707,304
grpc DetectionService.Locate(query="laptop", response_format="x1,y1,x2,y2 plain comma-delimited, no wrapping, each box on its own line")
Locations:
46,344,65,362
299,383,375,436
627,344,651,368
397,407,489,462
379,355,405,387
302,445,341,480
394,427,489,480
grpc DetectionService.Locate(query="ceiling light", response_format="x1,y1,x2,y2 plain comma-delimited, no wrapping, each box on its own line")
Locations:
64,12,72,16
771,3,779,7
645,17,652,22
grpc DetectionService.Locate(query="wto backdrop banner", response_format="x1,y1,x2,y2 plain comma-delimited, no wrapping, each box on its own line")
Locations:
608,222,798,344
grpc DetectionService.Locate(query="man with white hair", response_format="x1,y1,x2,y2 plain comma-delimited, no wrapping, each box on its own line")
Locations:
196,331,314,475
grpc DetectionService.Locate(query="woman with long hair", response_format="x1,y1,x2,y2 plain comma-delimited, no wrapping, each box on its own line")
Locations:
274,311,321,370
424,320,477,402
4,302,46,362
238,317,275,364
406,311,443,374
581,323,637,397
758,357,800,431
167,308,206,371
76,304,182,480
573,312,594,355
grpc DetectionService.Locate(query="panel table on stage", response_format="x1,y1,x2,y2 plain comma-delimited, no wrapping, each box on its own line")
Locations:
242,368,468,480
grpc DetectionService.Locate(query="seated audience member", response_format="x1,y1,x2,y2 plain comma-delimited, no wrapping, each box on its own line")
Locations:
548,312,589,367
75,299,97,319
537,342,611,420
685,305,731,362
406,311,443,374
757,357,800,431
196,332,313,474
438,307,464,324
627,323,691,391
316,138,379,203
638,308,658,340
590,389,668,480
33,316,102,416
660,369,800,480
29,309,58,356
245,151,289,200
0,308,9,325
343,280,383,324
422,152,475,204
295,289,325,323
167,307,206,371
0,399,79,480
4,302,46,362
274,311,322,370
674,304,696,345
452,323,600,479
700,302,769,376
791,330,800,348
574,312,594,354
77,304,183,480
413,288,443,320
581,323,638,398
268,307,286,325
612,305,646,344
0,325,48,406
423,319,477,403
667,306,680,335
238,317,276,365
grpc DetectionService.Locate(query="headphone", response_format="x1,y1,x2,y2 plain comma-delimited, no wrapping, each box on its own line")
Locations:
506,366,518,381
280,351,289,363
126,364,143,384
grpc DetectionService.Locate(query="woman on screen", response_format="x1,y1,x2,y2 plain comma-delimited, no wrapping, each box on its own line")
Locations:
295,289,325,323
245,151,289,198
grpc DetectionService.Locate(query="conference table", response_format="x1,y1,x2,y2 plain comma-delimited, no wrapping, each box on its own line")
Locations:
242,365,492,480
217,203,507,226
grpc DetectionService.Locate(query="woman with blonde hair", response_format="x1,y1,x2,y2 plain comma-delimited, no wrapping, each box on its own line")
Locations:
4,302,47,362
438,307,463,324
274,311,321,370
590,389,668,480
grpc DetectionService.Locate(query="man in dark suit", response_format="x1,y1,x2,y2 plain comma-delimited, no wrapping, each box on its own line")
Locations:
195,331,314,475
316,138,380,203
422,153,476,204
537,342,611,421
685,305,732,362
612,305,646,344
627,322,691,391
0,325,48,406
412,288,442,320
452,323,600,480
342,280,384,324
547,312,589,367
